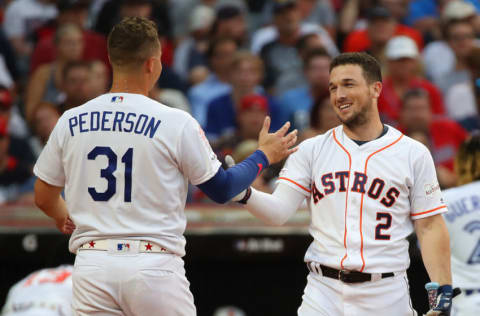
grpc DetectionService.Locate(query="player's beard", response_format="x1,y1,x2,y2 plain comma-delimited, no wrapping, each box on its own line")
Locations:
337,99,371,129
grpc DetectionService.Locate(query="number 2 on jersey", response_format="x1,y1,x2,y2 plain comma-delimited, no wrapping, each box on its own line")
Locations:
87,146,133,202
375,212,392,240
464,220,480,264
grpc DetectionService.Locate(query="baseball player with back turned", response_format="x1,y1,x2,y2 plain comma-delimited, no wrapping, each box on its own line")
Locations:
442,133,480,316
231,53,455,315
33,17,297,316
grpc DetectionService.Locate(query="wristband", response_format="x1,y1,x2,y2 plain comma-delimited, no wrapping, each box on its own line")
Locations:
238,187,252,204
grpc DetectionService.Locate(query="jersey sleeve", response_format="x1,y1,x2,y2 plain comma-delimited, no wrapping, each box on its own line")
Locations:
177,116,221,185
410,145,447,220
277,138,313,197
33,117,66,187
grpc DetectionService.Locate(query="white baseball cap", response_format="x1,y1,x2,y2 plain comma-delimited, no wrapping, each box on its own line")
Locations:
442,0,476,21
189,5,215,32
385,36,419,60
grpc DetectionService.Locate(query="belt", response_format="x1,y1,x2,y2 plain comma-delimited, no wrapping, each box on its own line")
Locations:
79,239,171,253
307,262,395,284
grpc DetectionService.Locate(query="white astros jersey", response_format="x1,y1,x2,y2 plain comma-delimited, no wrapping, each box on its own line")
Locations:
33,93,221,256
2,265,73,316
442,181,480,288
279,125,447,273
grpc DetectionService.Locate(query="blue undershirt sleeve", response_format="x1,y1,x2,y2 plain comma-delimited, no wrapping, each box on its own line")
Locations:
197,150,269,204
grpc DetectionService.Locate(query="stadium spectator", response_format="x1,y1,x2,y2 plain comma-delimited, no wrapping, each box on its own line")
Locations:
94,0,173,67
399,88,468,187
188,37,237,127
0,86,29,140
204,51,281,140
212,94,270,155
277,48,331,130
445,47,480,131
87,60,110,100
296,32,328,61
211,5,248,48
168,0,247,40
259,1,307,93
299,96,340,141
422,1,479,85
343,6,423,65
378,36,445,125
257,0,336,38
31,102,59,154
436,19,477,95
57,61,90,114
173,5,215,83
24,23,83,123
0,117,35,205
211,95,276,193
404,0,480,38
251,0,338,57
0,29,19,88
2,0,58,73
30,0,110,75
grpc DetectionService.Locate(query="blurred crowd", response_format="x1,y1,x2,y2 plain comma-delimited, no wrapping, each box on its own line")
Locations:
0,0,479,205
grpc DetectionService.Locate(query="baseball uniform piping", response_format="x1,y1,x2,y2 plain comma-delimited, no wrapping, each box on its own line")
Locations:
332,130,352,269
360,134,404,272
411,205,447,217
278,177,311,193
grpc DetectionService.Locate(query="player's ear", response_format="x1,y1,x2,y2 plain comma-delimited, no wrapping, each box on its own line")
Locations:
370,81,382,99
145,57,155,74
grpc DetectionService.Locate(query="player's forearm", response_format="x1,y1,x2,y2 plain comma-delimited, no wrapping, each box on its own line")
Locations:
415,215,452,285
244,184,304,226
198,150,269,203
34,179,68,220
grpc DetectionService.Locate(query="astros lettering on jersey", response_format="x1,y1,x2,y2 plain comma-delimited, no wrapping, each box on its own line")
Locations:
279,125,447,273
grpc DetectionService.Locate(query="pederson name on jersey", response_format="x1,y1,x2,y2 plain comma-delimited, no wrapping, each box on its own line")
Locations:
68,111,161,138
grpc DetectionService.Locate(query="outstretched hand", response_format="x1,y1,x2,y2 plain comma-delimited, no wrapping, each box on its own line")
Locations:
258,117,298,164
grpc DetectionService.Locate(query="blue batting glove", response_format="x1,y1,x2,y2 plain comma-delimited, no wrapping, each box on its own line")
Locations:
431,285,453,316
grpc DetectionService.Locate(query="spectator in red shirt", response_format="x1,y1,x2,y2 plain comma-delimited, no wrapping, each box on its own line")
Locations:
379,36,445,125
343,6,423,63
399,88,468,188
30,0,109,74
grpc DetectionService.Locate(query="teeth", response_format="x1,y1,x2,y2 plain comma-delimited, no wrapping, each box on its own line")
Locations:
340,103,352,109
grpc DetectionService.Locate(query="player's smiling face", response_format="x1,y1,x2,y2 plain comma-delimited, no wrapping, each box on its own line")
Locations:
328,64,379,128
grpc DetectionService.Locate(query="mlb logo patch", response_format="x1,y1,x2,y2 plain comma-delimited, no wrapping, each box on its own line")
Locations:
111,96,124,103
117,243,130,252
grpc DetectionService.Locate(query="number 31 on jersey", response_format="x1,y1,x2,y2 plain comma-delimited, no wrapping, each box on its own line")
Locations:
87,146,133,202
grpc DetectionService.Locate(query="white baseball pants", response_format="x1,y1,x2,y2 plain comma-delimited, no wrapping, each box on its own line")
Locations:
72,245,196,316
298,271,417,316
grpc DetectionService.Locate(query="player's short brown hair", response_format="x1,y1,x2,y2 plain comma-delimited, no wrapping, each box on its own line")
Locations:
329,52,382,83
455,132,480,185
107,17,160,69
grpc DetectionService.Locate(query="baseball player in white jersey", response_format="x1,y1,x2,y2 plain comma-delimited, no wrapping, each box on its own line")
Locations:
442,134,480,316
232,53,455,315
2,265,73,316
32,17,297,316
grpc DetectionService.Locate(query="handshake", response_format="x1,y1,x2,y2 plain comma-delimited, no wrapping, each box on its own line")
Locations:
227,116,298,203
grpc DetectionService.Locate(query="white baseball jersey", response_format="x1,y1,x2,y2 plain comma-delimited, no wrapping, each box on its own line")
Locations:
34,93,221,256
2,265,73,316
442,180,480,289
279,125,447,273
